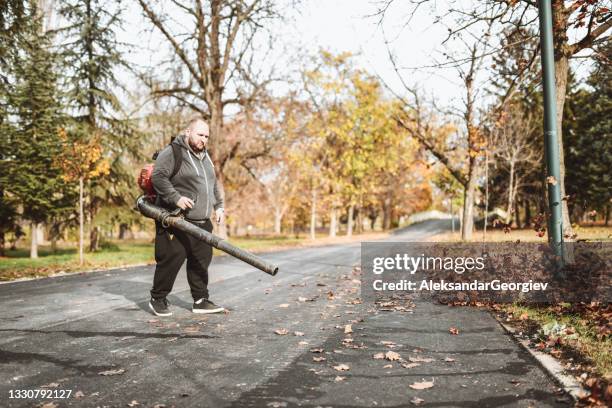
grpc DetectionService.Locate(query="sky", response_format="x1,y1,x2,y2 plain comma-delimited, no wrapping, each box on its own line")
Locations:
114,0,596,119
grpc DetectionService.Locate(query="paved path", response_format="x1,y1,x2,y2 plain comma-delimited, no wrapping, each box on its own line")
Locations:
0,220,570,407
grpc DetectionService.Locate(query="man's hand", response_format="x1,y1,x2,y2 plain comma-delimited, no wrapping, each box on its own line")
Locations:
215,208,225,224
176,196,194,210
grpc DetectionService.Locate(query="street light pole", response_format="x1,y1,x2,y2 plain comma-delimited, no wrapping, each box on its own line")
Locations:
538,0,564,264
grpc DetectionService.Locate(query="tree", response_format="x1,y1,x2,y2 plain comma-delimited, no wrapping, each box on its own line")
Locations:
376,0,611,239
56,0,142,250
55,129,110,264
564,43,611,224
137,0,279,237
3,1,73,258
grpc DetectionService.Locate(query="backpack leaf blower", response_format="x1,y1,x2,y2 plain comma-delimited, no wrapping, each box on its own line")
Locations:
136,196,279,276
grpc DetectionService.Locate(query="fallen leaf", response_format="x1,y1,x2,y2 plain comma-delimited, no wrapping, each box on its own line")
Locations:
274,329,289,335
41,382,60,388
294,331,305,336
385,351,401,361
401,362,421,368
333,364,350,371
383,364,393,368
546,176,557,185
298,341,309,346
279,304,290,308
74,391,85,399
40,403,58,408
310,348,324,353
373,352,385,359
449,327,460,335
444,357,456,362
98,368,126,376
334,376,346,382
410,396,425,405
127,401,140,407
313,356,326,362
409,380,434,390
298,297,308,302
409,356,434,363
344,324,353,334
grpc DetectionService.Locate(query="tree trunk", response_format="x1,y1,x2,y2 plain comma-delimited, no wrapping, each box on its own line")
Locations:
273,206,282,235
310,187,316,240
551,2,574,240
79,177,84,265
346,204,354,237
382,195,392,230
461,163,477,240
329,207,337,238
514,197,521,229
524,198,532,227
89,226,99,252
119,223,129,240
209,94,227,238
30,222,38,259
506,161,515,224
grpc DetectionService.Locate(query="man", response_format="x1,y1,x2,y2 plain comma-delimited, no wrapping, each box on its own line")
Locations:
149,117,225,316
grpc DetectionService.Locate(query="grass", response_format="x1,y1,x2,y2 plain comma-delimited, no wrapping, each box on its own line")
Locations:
0,241,155,281
0,230,385,281
504,303,611,380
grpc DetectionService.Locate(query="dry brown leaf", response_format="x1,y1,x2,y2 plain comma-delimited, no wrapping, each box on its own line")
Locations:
444,357,456,362
279,304,290,308
334,376,346,382
373,352,385,360
409,380,434,390
41,382,60,388
401,362,421,368
449,327,460,335
294,331,305,336
40,403,58,408
274,328,289,335
344,324,353,334
385,351,401,361
333,364,350,371
127,401,140,407
298,341,309,346
383,364,393,368
313,356,326,362
310,348,324,353
74,391,85,399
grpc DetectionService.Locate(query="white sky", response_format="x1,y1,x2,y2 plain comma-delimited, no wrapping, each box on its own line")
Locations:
115,0,596,118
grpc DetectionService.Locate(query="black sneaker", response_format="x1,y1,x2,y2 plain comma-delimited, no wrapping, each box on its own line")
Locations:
192,298,225,314
149,297,172,316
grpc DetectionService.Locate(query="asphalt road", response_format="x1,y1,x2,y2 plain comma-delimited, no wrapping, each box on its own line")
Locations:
0,220,571,408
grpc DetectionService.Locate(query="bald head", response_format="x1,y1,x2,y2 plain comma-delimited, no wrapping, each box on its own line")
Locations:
185,118,209,152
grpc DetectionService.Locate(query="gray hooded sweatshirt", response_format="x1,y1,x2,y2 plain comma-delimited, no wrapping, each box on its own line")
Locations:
152,135,224,220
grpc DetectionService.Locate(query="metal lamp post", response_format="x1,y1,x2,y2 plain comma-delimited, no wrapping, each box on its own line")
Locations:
538,0,564,265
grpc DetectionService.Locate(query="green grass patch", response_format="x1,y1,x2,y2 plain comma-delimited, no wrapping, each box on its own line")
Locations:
504,303,611,379
0,241,155,281
0,235,313,281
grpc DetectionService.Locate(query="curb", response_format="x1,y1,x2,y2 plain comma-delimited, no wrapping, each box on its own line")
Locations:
496,319,586,402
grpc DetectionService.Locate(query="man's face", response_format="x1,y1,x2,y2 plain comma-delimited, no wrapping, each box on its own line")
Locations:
186,121,209,152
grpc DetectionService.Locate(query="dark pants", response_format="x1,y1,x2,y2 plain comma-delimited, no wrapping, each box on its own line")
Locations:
150,219,213,301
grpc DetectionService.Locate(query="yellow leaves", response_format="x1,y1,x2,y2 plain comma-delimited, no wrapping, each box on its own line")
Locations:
55,127,110,183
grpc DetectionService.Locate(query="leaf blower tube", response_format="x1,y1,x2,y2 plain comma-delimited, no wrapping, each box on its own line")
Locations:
137,196,279,276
